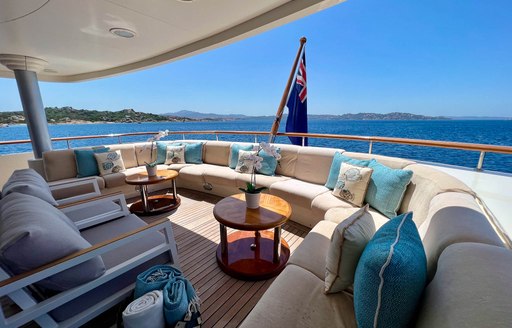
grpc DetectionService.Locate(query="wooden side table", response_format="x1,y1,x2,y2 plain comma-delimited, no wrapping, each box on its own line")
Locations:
125,170,180,215
213,193,292,280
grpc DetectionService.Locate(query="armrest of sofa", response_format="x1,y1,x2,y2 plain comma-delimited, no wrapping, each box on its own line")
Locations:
50,177,101,206
58,192,130,229
0,217,177,328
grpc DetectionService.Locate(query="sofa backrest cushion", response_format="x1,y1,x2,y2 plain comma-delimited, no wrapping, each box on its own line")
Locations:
274,144,299,177
416,243,512,328
419,192,503,279
295,147,339,184
43,149,77,182
135,143,157,167
342,152,415,169
107,144,137,168
203,141,232,166
400,164,472,226
354,212,427,328
0,192,105,291
2,168,58,206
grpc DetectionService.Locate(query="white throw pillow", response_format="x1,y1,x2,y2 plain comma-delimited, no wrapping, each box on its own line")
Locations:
94,150,126,176
325,204,376,294
235,150,257,174
164,145,186,164
332,162,373,207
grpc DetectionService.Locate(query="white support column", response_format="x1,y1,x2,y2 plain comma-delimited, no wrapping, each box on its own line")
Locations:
0,55,52,158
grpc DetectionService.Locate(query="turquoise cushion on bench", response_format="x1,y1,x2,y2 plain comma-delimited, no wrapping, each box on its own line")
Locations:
157,141,204,164
365,159,413,218
325,152,370,190
257,148,281,176
229,144,254,169
75,147,109,177
354,212,427,328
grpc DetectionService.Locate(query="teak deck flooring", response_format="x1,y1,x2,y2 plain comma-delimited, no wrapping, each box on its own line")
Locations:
2,189,310,328
141,188,311,328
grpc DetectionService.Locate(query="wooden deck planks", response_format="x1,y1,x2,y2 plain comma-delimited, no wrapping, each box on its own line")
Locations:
150,188,311,328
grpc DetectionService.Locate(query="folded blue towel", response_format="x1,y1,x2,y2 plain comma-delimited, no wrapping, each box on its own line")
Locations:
134,265,182,299
163,276,200,326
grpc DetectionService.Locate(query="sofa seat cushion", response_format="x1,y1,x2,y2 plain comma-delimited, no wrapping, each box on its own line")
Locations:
240,264,356,328
165,163,195,171
235,172,289,189
177,165,205,188
324,206,389,230
311,191,355,219
102,167,146,188
416,243,512,328
288,220,336,280
202,164,238,187
270,179,330,208
51,214,171,322
2,168,58,206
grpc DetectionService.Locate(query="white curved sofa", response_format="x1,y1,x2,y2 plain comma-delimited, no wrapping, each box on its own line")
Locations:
37,139,510,327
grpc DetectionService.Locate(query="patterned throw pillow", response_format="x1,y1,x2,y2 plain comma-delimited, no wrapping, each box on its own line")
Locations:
235,150,257,174
164,145,186,164
332,163,373,207
94,150,126,176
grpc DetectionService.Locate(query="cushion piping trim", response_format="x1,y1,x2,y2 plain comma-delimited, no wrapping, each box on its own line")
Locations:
373,212,409,327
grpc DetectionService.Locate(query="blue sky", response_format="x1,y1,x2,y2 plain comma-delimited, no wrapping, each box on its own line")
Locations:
1,0,511,117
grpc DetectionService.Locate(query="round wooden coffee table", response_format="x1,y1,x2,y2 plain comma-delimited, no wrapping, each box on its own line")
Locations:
125,170,180,215
213,193,292,280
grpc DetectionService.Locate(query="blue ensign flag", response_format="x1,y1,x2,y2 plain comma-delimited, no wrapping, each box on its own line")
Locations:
285,51,308,146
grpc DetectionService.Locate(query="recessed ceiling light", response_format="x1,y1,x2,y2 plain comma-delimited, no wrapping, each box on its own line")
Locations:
109,28,136,38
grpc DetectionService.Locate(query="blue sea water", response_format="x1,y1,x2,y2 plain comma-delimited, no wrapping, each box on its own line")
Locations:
1,119,511,173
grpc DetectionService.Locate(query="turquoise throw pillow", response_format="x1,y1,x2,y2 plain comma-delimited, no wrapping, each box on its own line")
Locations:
229,144,254,169
256,148,280,176
325,152,370,189
365,159,413,218
156,141,172,164
183,142,203,164
354,212,427,328
74,147,109,177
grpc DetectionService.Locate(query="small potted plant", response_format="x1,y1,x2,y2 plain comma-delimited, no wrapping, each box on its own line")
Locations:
143,130,169,177
239,142,281,209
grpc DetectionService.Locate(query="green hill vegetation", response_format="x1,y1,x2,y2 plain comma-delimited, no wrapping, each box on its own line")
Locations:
0,107,195,124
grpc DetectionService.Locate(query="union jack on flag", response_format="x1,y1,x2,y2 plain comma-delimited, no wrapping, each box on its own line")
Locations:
286,51,308,146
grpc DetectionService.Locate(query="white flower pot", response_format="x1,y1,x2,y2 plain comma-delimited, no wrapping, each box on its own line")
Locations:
146,165,157,177
245,192,261,209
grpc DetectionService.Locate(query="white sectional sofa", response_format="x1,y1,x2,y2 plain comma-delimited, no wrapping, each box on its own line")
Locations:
35,139,510,327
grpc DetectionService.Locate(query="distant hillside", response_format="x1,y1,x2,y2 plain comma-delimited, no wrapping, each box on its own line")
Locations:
313,112,448,120
163,110,447,121
0,107,196,124
163,110,249,120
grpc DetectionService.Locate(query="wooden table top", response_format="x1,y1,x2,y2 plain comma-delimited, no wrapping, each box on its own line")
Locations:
213,193,292,231
125,169,178,186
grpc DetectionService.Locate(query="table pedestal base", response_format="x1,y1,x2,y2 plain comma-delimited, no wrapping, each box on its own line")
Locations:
216,230,290,280
129,194,181,216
